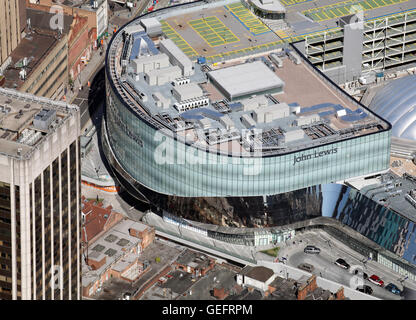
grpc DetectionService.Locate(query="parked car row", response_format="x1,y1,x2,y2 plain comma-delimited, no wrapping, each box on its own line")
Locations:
301,246,402,297
332,257,402,296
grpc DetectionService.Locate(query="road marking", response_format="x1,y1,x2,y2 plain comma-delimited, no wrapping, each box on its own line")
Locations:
188,16,239,47
161,20,198,57
225,3,270,35
303,0,409,22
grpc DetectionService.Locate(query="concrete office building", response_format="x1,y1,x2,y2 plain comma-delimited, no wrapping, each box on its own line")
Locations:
103,2,391,229
0,88,81,300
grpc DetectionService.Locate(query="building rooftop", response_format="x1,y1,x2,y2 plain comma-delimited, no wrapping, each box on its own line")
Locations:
107,1,390,157
61,0,106,11
175,249,213,270
111,253,138,273
283,0,416,40
242,265,275,282
81,197,124,243
2,33,57,91
82,218,149,287
359,172,416,223
249,0,285,13
207,61,285,100
27,8,73,34
2,8,72,91
0,88,78,159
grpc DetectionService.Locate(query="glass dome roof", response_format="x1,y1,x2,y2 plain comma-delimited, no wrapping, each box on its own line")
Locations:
370,75,416,140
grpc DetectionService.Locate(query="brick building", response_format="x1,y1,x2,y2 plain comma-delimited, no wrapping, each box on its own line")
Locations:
81,196,124,245
26,2,99,90
68,14,92,82
27,0,108,41
235,267,347,300
82,218,155,298
173,249,215,278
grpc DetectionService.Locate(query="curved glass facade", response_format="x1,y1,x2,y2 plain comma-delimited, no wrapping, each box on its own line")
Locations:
105,79,390,198
103,129,416,269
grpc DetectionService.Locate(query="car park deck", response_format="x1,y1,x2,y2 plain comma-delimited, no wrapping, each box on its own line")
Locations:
161,4,281,59
302,0,408,22
189,16,240,47
225,2,271,35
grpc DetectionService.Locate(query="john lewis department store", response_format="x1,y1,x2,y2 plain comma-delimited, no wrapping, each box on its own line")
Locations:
103,1,391,228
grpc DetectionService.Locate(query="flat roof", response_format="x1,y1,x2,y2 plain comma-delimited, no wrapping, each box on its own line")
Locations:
0,88,78,159
63,0,106,11
27,8,73,34
282,0,416,41
207,61,284,99
3,33,58,91
82,219,147,287
360,172,416,223
107,0,390,157
244,266,275,282
2,9,72,91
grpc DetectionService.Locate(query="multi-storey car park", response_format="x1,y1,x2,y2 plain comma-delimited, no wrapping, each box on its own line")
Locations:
102,0,416,280
273,0,416,83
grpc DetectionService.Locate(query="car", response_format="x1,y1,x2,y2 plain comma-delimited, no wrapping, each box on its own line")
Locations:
368,274,384,287
297,263,315,273
304,245,321,254
334,258,350,270
356,285,373,295
385,283,401,295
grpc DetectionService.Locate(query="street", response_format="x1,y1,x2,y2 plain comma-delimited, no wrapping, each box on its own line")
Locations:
72,0,154,131
279,230,416,300
72,64,105,130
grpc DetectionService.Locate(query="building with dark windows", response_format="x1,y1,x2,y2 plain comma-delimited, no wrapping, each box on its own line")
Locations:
0,88,81,300
1,8,70,100
103,0,391,229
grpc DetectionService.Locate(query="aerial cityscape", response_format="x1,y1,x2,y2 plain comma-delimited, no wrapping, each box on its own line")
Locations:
0,0,415,304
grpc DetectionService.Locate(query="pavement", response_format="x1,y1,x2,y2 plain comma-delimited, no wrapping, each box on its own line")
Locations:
277,229,416,300
67,45,106,106
108,0,153,33
66,0,153,129
81,183,147,221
